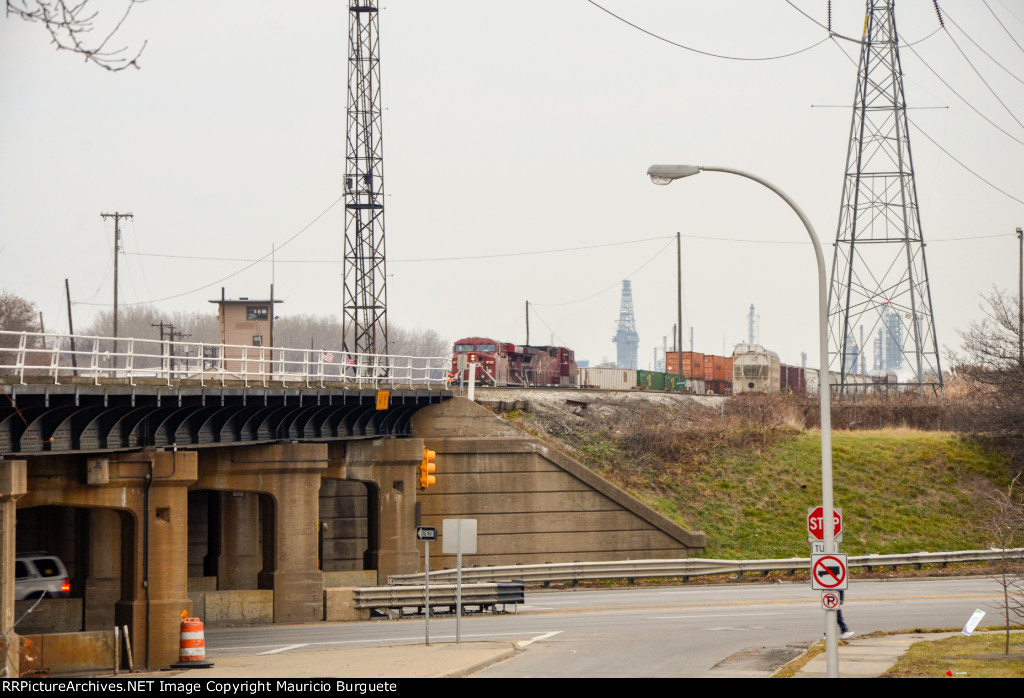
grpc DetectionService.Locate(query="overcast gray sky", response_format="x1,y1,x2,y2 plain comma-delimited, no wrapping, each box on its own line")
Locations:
1,1,1021,369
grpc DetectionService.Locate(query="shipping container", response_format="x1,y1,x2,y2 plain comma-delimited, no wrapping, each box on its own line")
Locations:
636,369,667,391
666,351,704,380
580,367,636,390
701,354,732,382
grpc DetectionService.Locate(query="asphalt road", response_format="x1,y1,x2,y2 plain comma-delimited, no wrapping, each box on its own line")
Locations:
203,577,995,678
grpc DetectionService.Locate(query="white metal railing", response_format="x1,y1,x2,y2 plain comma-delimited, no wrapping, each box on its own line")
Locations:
0,330,452,390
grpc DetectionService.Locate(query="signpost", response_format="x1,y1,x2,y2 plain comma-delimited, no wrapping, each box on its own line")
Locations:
417,526,437,645
442,519,477,644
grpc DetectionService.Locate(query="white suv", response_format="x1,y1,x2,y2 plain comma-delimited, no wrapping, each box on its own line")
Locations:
15,552,70,600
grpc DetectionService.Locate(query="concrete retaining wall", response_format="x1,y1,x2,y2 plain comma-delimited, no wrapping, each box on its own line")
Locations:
21,630,116,675
13,598,82,635
188,590,274,627
411,398,706,569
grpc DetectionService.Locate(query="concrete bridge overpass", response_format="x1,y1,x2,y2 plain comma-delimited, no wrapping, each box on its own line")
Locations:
0,331,704,675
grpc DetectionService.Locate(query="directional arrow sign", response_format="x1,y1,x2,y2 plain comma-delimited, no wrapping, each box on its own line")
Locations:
416,526,437,541
811,553,848,590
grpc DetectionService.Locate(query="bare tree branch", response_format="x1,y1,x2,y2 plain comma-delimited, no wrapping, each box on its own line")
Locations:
6,0,147,71
951,287,1024,474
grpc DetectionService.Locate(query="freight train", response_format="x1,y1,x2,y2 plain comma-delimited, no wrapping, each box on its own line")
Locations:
451,337,894,395
451,337,579,387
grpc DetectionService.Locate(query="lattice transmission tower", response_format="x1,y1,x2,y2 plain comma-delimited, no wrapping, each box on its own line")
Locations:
613,280,639,370
343,1,388,364
827,0,942,394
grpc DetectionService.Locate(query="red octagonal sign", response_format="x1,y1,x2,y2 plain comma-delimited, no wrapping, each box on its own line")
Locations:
807,506,842,541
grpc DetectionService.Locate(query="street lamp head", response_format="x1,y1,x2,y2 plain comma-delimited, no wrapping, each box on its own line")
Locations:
647,164,701,185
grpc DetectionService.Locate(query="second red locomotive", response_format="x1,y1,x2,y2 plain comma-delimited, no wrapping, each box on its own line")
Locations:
451,337,578,387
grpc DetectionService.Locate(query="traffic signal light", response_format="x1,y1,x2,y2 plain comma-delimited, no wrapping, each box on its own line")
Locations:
419,448,436,489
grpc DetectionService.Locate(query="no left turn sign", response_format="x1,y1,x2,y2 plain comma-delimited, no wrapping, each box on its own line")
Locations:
811,553,848,590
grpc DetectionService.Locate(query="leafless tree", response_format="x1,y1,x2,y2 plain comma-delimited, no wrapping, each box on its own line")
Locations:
0,291,39,336
983,474,1024,654
0,291,41,370
951,287,1024,473
6,0,146,71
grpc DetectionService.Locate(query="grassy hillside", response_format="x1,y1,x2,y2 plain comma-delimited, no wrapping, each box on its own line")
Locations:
505,395,1013,559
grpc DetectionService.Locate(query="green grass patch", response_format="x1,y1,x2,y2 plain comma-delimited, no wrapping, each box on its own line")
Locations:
881,632,1024,678
529,399,1013,559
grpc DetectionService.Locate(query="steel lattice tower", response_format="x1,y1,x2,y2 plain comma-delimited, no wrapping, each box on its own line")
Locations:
613,280,639,370
343,1,388,362
827,0,942,394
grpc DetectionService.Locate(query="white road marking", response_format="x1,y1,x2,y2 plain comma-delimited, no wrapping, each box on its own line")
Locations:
515,631,563,649
257,643,308,655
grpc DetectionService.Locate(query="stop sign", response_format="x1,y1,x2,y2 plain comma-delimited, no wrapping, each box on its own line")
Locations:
807,506,842,541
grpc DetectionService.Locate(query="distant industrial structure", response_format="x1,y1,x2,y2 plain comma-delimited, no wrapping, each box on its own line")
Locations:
613,280,639,370
827,0,942,394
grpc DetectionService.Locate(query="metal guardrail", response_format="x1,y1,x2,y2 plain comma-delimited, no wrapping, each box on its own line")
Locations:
0,330,451,390
353,582,524,617
387,549,1024,586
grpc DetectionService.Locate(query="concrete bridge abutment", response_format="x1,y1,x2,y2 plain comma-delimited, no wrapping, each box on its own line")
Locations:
17,450,196,670
195,443,327,624
329,439,424,583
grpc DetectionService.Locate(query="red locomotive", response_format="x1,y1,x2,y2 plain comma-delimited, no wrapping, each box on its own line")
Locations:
451,337,579,387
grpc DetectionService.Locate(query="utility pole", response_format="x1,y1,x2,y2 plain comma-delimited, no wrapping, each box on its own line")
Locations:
65,279,78,374
676,232,683,387
101,211,132,367
525,301,530,346
1018,227,1022,367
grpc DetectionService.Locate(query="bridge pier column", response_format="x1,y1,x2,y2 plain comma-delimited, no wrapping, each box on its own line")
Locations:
216,492,260,589
341,439,424,583
196,444,327,623
110,451,196,669
84,509,121,630
0,460,27,678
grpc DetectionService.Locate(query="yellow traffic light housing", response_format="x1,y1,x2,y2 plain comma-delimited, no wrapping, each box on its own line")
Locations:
419,448,436,489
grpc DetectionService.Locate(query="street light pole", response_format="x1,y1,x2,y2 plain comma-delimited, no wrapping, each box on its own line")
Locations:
647,164,837,677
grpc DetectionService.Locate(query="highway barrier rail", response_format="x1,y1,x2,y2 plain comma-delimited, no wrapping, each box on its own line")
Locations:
0,330,451,389
386,548,1024,586
353,582,525,617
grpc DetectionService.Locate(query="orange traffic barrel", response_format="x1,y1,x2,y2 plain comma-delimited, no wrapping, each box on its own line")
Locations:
172,613,213,669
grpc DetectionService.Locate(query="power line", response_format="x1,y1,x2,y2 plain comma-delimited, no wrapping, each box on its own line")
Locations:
75,195,344,307
829,36,1024,207
902,39,1024,150
941,10,1024,131
532,238,674,308
945,7,1024,87
986,0,1024,51
124,235,675,265
588,0,830,60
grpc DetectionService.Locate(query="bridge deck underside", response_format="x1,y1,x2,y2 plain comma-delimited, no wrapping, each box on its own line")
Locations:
0,384,449,455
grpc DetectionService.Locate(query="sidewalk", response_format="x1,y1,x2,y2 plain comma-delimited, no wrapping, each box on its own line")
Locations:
128,642,518,680
791,632,960,678
118,633,954,679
